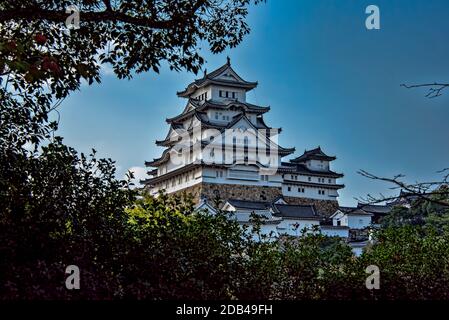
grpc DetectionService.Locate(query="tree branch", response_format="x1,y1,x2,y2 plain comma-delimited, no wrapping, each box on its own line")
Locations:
401,83,449,98
0,5,207,29
357,169,449,208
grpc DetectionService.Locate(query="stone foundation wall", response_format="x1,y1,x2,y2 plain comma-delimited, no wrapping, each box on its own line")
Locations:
283,196,339,217
169,183,339,217
171,183,202,203
201,183,282,203
169,182,282,204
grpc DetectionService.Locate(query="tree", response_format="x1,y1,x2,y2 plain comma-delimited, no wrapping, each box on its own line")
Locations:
0,140,136,299
0,0,263,88
1,0,264,151
0,0,265,300
361,226,449,299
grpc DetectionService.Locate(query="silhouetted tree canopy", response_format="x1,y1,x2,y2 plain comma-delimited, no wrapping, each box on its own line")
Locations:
3,1,449,301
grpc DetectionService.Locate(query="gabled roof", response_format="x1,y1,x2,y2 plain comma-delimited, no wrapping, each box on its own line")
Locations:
272,204,320,220
291,146,336,163
225,200,320,221
141,162,203,185
157,112,295,155
145,147,173,167
279,162,344,178
223,114,295,155
226,199,271,211
155,123,185,146
177,58,258,98
330,207,372,218
196,198,218,214
166,99,270,124
357,203,392,215
273,195,287,204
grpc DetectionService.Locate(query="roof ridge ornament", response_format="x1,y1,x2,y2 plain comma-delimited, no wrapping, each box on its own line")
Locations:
226,56,231,66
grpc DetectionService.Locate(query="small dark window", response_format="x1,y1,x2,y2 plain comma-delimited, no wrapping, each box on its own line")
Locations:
219,90,223,97
232,92,236,98
288,187,291,192
298,188,301,192
225,91,229,98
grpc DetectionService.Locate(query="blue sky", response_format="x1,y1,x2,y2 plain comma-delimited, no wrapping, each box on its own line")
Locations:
57,0,449,206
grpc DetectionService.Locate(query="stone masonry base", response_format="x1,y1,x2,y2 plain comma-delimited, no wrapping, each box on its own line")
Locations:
170,182,339,217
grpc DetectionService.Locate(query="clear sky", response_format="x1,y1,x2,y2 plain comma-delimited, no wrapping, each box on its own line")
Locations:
57,0,449,206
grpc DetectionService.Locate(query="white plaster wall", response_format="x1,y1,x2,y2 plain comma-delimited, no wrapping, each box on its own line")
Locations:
211,85,246,102
307,159,330,171
282,184,332,200
192,86,211,101
151,168,203,195
206,109,239,124
285,174,335,185
202,167,283,187
332,213,350,227
347,215,372,229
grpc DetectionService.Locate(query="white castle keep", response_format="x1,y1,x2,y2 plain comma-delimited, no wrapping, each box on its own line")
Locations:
142,58,345,216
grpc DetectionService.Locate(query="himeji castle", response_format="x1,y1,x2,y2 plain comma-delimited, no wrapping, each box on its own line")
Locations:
142,58,345,217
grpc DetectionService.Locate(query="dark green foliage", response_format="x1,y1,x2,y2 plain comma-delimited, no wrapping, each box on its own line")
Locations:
3,183,449,299
0,139,136,299
360,226,449,300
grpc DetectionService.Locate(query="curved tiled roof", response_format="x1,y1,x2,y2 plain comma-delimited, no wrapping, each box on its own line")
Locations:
166,99,270,124
177,59,258,97
227,199,271,210
225,199,320,220
357,203,392,214
272,204,319,219
155,112,294,154
292,146,336,162
279,162,344,178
